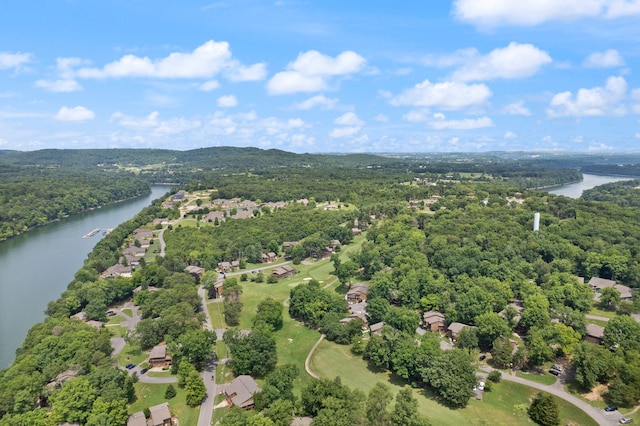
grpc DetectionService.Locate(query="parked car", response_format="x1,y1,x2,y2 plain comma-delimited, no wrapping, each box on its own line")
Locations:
551,364,563,372
125,363,135,370
604,405,618,412
549,369,560,376
140,368,148,374
478,381,485,391
619,417,633,424
479,355,486,361
107,310,116,317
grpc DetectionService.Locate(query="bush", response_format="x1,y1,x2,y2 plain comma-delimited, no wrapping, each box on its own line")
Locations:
240,273,248,282
488,370,501,383
143,408,150,418
165,384,177,399
267,275,278,284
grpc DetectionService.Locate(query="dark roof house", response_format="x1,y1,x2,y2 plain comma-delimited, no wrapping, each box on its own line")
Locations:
224,375,261,409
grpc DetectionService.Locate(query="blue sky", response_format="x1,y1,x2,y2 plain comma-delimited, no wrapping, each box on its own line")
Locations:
1,0,640,153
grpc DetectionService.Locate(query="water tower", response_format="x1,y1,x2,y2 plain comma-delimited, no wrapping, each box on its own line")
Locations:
533,212,540,232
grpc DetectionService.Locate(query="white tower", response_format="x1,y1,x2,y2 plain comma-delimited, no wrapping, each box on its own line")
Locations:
533,212,540,232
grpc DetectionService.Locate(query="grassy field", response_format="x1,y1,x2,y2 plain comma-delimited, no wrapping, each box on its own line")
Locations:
129,382,199,425
588,305,616,319
207,300,227,330
310,339,597,426
117,341,148,367
515,371,558,386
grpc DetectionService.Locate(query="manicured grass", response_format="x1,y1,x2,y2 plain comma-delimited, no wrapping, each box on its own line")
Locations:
106,314,126,325
129,382,199,426
587,318,609,328
588,305,616,319
117,342,148,367
310,339,597,426
122,308,133,318
207,300,227,330
107,324,127,338
146,371,173,378
515,371,557,386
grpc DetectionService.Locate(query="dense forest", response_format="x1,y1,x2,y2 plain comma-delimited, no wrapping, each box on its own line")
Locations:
582,178,640,207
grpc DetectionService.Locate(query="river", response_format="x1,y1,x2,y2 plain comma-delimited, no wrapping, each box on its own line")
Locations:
0,185,172,369
547,173,636,198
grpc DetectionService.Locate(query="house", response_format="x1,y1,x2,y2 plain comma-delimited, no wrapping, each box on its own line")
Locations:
171,190,186,201
133,229,154,240
369,321,384,336
127,411,147,426
283,241,298,249
135,238,151,248
124,246,146,257
148,344,171,368
346,284,369,304
218,261,232,272
352,228,362,236
272,265,295,279
447,322,474,341
422,311,446,332
261,252,278,263
588,277,616,293
124,254,140,267
213,278,225,298
185,265,205,279
224,375,261,409
149,402,173,426
584,324,605,344
615,284,634,301
103,264,132,278
205,211,225,223
152,218,169,226
231,209,254,219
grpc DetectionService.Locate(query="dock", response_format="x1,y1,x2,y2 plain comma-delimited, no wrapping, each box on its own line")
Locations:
82,228,100,238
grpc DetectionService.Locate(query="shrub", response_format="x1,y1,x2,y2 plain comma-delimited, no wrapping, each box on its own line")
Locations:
488,370,501,383
165,384,177,399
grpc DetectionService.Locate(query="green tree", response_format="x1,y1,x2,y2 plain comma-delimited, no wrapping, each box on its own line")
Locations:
455,326,479,352
365,382,392,426
185,371,206,407
519,293,551,330
528,392,559,426
599,287,622,311
572,342,614,390
364,335,392,370
421,350,476,407
170,329,216,370
604,315,640,351
475,312,510,350
253,298,284,331
48,377,97,425
262,398,293,426
165,384,177,399
391,388,431,426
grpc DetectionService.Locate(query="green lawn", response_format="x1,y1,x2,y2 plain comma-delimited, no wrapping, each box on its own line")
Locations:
586,318,609,328
122,308,133,318
207,300,227,330
117,342,148,367
310,339,597,426
588,305,616,319
129,382,199,426
515,371,557,386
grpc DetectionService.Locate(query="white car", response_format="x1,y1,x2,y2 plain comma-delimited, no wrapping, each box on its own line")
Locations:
478,381,485,391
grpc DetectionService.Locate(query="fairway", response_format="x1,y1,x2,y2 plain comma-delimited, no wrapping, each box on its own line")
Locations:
310,339,597,426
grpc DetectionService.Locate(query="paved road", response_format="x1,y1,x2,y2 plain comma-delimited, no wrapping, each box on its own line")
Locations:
585,314,611,322
197,281,220,426
305,334,325,379
480,367,617,426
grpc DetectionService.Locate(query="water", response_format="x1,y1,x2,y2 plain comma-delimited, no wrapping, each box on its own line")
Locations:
0,185,171,369
547,174,636,199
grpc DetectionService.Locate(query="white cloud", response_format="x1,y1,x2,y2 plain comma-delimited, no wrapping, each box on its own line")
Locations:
267,50,366,95
225,62,267,81
35,79,82,93
329,126,361,138
54,106,95,122
334,112,364,126
429,113,494,130
503,101,532,116
111,111,201,135
295,95,339,110
74,40,264,81
547,76,628,117
635,132,640,139
199,80,220,91
504,131,517,139
0,52,32,70
583,49,624,68
403,109,431,122
452,0,640,27
450,43,551,81
390,80,491,109
374,114,389,122
217,95,238,107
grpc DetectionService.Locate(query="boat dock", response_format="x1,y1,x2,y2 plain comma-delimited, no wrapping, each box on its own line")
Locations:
82,228,100,238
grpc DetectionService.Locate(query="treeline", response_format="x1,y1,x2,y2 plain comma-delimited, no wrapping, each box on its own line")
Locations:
582,163,640,176
0,167,150,240
163,203,357,269
582,178,640,207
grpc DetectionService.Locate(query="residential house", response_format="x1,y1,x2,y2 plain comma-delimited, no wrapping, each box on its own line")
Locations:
135,238,151,249
152,218,169,226
127,412,147,426
103,263,133,278
261,252,278,263
124,246,146,257
224,375,261,409
369,321,384,336
148,344,171,368
422,311,446,333
218,261,232,272
272,265,295,279
133,229,154,240
149,402,173,426
213,278,225,298
171,190,185,201
588,277,616,293
283,241,298,249
185,265,205,279
584,324,605,344
231,209,254,219
352,228,362,236
124,254,140,267
205,211,225,223
447,322,474,341
615,284,634,301
231,260,240,270
346,284,369,304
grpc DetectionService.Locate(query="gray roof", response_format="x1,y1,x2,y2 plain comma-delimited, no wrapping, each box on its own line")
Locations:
347,283,369,296
423,310,445,322
447,322,472,335
127,411,147,426
149,344,167,360
149,402,171,426
369,322,384,332
588,277,616,290
225,375,261,408
586,324,605,339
